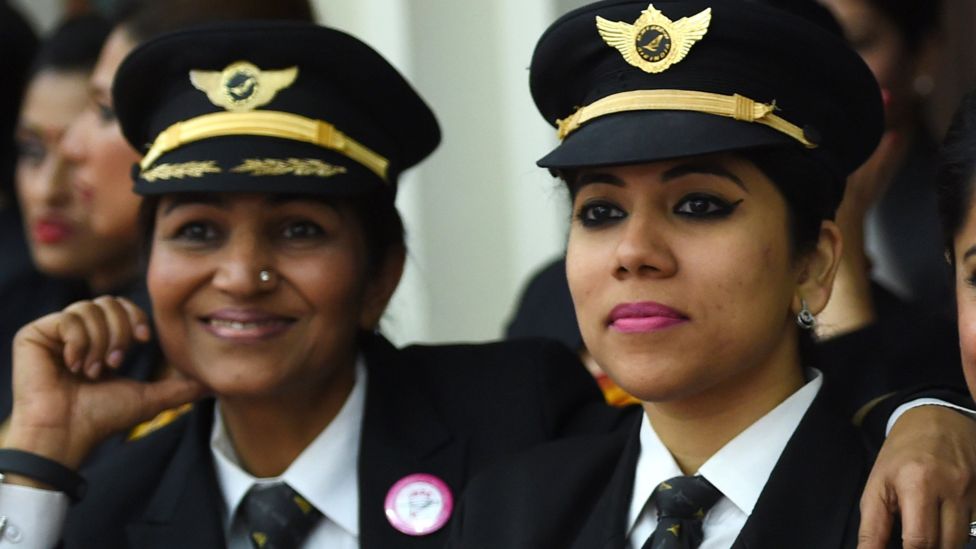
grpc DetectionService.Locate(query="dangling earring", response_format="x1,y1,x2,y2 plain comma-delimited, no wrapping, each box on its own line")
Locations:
913,73,934,97
795,299,816,330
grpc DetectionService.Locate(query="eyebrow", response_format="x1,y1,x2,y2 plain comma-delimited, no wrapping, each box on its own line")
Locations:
14,125,41,139
266,194,336,208
573,161,749,192
162,193,339,214
90,82,111,103
162,193,226,214
964,244,976,262
661,162,748,191
575,172,627,188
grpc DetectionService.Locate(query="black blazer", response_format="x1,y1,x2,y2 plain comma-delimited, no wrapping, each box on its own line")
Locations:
448,381,899,549
61,335,623,548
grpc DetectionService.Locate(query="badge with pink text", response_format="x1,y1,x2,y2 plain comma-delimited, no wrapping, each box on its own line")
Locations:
384,473,454,536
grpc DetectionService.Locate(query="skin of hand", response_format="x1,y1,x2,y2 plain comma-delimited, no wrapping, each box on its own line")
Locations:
4,296,207,474
858,405,976,549
816,131,906,339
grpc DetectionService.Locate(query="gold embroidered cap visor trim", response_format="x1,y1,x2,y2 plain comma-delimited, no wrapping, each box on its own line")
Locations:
139,110,390,182
555,89,815,148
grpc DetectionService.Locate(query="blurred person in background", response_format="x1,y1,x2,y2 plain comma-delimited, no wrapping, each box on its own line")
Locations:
813,0,966,407
0,0,317,448
1,14,116,432
817,0,949,319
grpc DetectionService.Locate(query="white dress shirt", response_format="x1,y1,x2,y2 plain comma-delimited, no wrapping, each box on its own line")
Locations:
212,359,366,549
625,369,823,549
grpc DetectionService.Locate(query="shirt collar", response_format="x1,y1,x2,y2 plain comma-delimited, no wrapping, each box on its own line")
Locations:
211,357,367,538
627,368,822,531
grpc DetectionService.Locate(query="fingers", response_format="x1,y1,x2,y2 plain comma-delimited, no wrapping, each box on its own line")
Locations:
874,406,976,549
57,297,151,379
136,375,208,422
897,488,939,549
858,476,895,549
116,297,152,342
938,500,970,549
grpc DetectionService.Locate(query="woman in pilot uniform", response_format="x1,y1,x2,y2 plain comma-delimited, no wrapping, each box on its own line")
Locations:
0,21,615,549
448,1,976,547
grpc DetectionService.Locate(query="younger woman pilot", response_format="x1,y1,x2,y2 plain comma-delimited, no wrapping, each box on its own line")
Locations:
449,1,976,547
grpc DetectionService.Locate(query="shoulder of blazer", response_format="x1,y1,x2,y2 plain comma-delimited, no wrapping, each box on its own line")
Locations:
449,409,642,549
367,335,621,437
396,336,582,378
66,400,216,538
732,386,871,549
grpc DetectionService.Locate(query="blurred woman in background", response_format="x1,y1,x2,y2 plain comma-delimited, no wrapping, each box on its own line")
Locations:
0,0,319,442
1,14,115,426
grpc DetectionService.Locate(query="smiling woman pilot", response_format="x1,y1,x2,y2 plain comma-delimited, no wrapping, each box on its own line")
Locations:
0,21,616,548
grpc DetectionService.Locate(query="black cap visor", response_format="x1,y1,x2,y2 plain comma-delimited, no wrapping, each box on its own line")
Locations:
537,109,799,169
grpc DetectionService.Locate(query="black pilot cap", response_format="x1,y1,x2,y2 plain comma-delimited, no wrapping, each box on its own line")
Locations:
113,20,440,198
530,0,883,193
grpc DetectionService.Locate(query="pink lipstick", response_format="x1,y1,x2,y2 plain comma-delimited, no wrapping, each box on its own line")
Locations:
608,302,688,333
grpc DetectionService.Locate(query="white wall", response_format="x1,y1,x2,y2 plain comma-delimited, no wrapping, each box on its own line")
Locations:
318,0,572,345
9,0,61,32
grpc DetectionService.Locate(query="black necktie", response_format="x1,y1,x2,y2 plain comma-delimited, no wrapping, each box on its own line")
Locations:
240,482,323,549
641,475,723,549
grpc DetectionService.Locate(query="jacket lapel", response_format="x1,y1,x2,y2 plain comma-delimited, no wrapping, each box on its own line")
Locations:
124,401,227,549
572,415,642,549
731,386,867,549
358,335,466,549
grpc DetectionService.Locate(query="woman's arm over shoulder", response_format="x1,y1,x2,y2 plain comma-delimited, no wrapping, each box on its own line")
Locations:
857,387,976,549
447,426,634,549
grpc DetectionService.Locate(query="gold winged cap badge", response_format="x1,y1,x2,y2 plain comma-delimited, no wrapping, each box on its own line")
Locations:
596,4,712,74
189,61,298,112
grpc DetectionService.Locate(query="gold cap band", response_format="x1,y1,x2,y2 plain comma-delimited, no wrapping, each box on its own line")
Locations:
140,110,390,181
555,89,816,148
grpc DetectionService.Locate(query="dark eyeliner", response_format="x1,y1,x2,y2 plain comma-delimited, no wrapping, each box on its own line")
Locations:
575,200,625,227
674,194,744,218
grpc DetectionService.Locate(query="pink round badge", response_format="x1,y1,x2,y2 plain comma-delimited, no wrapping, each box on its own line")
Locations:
384,473,454,536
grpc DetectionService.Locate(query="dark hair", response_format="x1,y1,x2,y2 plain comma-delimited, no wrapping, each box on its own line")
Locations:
740,147,841,256
937,91,976,263
0,2,37,205
111,0,315,44
137,191,405,277
865,0,942,52
29,14,111,77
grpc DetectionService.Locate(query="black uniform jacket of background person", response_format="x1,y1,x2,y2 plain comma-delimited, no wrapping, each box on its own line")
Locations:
447,377,903,549
58,334,623,548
